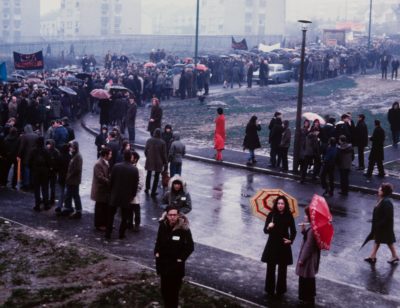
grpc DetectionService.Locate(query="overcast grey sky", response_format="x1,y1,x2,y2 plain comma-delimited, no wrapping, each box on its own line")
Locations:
39,0,377,21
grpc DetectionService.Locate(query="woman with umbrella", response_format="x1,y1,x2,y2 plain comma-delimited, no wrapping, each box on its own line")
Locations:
243,115,261,165
296,206,321,306
363,183,399,264
261,195,297,297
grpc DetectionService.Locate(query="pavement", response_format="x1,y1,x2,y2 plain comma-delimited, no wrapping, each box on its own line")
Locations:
1,119,400,307
82,111,400,199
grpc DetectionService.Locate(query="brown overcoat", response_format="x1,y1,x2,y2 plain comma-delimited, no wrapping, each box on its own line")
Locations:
90,158,110,203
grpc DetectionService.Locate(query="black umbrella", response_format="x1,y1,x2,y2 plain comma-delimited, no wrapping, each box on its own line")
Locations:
64,76,83,83
75,73,92,80
45,76,60,81
13,87,29,95
6,77,19,83
58,86,77,95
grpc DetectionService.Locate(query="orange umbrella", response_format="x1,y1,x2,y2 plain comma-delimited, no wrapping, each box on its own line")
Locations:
250,189,299,220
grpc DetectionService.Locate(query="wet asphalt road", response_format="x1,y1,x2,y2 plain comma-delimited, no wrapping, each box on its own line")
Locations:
1,122,400,307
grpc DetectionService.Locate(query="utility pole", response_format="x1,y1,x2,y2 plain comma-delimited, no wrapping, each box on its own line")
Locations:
293,20,312,173
194,0,200,66
368,0,372,50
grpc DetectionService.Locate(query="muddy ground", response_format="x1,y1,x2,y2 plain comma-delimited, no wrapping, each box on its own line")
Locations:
0,218,244,307
137,74,399,153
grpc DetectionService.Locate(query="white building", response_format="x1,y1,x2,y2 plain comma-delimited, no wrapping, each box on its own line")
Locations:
0,0,41,43
152,0,286,36
41,0,141,39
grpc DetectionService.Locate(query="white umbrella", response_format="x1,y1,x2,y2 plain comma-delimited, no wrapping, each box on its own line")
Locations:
302,112,326,125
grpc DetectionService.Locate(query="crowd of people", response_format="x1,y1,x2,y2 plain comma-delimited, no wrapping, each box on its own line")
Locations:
1,39,400,306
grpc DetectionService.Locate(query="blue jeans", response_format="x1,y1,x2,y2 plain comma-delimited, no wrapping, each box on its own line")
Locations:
22,165,31,188
248,149,255,161
64,185,82,212
170,162,182,177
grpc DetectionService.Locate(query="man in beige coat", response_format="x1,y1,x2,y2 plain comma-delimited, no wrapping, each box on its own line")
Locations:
91,147,112,230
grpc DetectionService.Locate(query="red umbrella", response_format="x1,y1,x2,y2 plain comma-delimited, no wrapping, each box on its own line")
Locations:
309,194,334,250
195,64,208,71
90,89,110,99
144,62,156,68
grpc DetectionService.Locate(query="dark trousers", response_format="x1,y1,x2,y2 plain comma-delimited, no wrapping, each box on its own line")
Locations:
300,156,313,181
247,76,253,88
265,263,287,295
339,169,350,194
94,202,108,228
278,147,289,171
391,129,399,146
299,276,316,302
146,170,160,194
161,274,183,308
320,164,335,194
64,185,82,212
392,68,398,79
0,159,17,187
127,203,141,227
366,158,384,176
204,83,209,95
48,171,57,203
106,205,130,238
270,145,279,167
33,173,49,207
357,146,365,168
128,126,135,144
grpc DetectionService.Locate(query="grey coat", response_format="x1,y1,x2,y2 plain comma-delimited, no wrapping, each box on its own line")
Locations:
18,124,39,165
296,227,320,278
169,133,186,163
90,158,110,203
337,143,354,170
145,136,167,172
280,127,291,148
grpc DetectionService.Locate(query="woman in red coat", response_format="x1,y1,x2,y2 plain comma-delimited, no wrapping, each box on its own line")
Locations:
214,107,226,161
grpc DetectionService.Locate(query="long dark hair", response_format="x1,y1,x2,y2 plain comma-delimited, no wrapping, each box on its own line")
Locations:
272,195,291,216
248,115,257,125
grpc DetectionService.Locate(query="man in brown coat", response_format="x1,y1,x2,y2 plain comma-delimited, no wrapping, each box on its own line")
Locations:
144,128,167,197
91,147,112,231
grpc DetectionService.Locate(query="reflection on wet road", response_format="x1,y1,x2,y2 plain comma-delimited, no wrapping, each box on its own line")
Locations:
76,123,400,300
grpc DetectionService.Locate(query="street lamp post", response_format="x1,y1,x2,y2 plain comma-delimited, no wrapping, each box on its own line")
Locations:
292,20,312,173
194,0,200,66
368,0,373,50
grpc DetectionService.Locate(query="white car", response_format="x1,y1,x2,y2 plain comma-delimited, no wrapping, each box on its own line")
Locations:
253,64,293,84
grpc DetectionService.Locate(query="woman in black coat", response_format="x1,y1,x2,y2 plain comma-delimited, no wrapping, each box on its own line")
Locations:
147,98,163,136
364,183,399,264
243,115,261,165
388,101,400,146
261,196,297,296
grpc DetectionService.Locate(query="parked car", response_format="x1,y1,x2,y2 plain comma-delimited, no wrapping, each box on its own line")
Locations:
253,64,293,84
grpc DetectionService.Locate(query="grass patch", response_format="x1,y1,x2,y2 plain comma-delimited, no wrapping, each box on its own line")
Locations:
3,286,88,308
38,246,105,278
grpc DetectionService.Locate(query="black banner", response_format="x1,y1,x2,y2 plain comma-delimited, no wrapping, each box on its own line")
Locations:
13,51,44,70
231,37,248,50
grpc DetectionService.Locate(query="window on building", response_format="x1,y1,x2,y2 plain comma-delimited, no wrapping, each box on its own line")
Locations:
115,3,122,13
3,30,9,37
245,25,252,34
218,24,223,32
259,14,265,25
14,20,21,28
3,8,10,15
76,1,79,8
245,12,252,23
4,0,10,7
61,0,65,9
14,8,21,14
245,0,253,7
258,26,265,35
114,16,121,27
14,0,21,6
14,31,21,38
101,3,109,14
260,0,266,7
2,21,9,28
